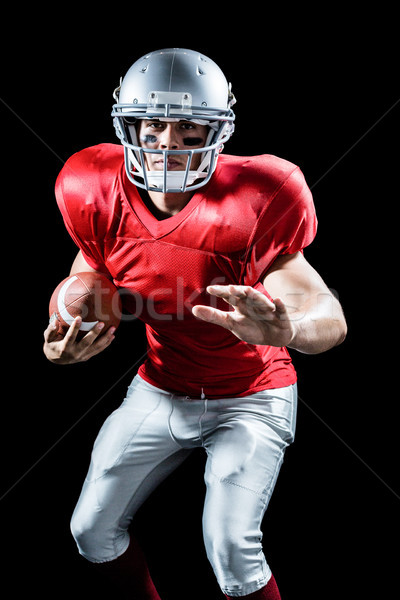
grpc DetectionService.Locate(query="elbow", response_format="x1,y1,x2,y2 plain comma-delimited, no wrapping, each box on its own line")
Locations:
335,318,348,348
319,316,347,354
297,317,348,355
327,297,348,351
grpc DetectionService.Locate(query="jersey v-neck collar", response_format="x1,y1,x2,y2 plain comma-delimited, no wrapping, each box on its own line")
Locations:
119,167,208,239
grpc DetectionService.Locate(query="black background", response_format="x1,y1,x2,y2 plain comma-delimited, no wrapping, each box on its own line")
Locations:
1,8,399,599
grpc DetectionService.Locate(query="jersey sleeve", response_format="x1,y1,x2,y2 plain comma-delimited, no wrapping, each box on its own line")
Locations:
242,166,317,286
54,147,111,275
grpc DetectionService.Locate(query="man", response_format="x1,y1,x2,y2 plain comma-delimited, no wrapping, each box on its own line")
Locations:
43,48,346,599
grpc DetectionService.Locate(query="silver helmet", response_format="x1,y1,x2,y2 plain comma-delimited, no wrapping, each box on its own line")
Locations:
111,48,236,193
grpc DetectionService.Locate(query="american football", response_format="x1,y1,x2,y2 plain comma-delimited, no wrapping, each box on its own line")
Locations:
49,271,122,340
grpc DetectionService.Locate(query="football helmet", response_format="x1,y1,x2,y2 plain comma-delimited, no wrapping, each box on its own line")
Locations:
111,48,236,193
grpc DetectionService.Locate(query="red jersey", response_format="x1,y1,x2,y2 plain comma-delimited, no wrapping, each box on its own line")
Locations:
55,143,317,398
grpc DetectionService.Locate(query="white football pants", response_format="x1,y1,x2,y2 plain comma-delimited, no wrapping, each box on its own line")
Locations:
70,374,297,597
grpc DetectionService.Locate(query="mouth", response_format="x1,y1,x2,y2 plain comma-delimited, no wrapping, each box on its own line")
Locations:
153,157,185,170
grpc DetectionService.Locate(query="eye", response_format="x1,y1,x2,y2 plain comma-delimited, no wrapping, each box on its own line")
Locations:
141,120,163,131
180,122,196,130
148,122,164,130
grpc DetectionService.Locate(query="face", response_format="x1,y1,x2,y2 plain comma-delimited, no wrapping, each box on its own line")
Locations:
137,119,209,172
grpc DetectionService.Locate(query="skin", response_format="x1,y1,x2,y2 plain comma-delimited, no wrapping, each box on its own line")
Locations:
43,253,116,364
138,119,208,217
193,252,347,354
43,119,347,364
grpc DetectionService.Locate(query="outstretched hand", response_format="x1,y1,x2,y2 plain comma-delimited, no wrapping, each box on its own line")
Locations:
192,284,296,347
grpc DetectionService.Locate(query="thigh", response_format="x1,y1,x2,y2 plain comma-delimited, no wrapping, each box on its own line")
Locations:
74,376,189,529
86,376,177,481
203,384,297,502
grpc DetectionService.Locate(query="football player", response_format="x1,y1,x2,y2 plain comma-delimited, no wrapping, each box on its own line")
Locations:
44,48,347,599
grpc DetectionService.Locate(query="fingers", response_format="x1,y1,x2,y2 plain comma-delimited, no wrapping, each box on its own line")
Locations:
86,324,116,349
194,285,290,331
76,320,116,352
43,315,116,365
273,297,287,314
191,305,233,330
75,319,103,344
63,316,85,344
206,284,247,302
206,284,276,313
44,319,59,343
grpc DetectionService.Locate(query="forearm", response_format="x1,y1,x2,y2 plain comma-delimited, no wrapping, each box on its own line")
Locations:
287,293,347,354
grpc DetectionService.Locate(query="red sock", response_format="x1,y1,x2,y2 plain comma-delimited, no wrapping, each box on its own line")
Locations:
225,574,281,600
91,536,161,600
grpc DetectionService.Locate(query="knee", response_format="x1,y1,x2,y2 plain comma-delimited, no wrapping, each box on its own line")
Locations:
70,501,130,563
204,515,257,571
203,511,265,592
205,528,249,574
70,506,98,560
70,505,115,563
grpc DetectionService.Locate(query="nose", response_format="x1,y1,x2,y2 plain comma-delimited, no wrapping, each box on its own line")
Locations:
159,124,180,149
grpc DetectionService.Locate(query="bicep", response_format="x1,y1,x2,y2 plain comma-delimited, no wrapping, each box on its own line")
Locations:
263,252,334,311
69,250,104,276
